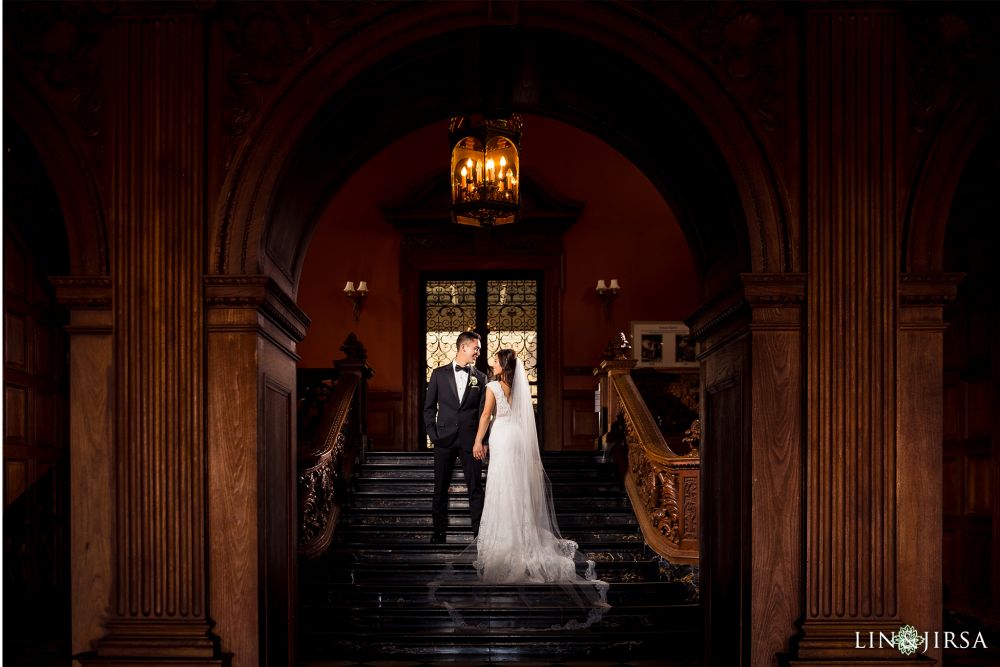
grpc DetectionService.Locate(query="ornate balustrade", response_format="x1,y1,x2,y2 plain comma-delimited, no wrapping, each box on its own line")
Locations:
298,334,372,559
595,358,700,563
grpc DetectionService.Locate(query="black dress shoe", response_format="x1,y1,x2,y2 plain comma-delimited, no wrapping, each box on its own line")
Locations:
431,531,446,544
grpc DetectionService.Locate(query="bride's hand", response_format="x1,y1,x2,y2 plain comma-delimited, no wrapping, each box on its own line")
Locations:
473,442,486,460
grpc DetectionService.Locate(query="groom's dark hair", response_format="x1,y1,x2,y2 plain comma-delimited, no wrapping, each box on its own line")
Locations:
456,331,481,349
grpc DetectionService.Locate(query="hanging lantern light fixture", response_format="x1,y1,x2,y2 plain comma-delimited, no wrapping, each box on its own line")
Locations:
449,113,522,227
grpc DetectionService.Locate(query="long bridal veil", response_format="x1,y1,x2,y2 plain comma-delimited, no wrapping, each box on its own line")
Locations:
427,358,610,631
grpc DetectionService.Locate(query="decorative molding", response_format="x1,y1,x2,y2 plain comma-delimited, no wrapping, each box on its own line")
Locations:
221,1,386,167
688,273,805,342
905,6,999,133
298,371,361,559
204,275,311,341
614,373,699,563
899,272,963,305
51,275,112,310
637,2,785,131
299,432,344,555
7,2,107,163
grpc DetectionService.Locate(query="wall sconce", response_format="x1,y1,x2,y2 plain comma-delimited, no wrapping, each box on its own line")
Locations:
596,279,620,320
344,281,368,321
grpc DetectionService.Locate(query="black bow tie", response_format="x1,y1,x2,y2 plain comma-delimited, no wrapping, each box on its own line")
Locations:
455,365,470,373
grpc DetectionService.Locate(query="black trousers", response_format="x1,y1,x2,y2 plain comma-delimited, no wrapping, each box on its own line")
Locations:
432,441,485,536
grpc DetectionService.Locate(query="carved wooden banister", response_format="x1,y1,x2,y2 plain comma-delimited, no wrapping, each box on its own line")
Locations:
595,357,700,564
298,334,372,559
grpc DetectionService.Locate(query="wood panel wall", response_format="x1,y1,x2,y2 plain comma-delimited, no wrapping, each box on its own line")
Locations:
368,391,404,451
4,228,70,660
562,389,600,451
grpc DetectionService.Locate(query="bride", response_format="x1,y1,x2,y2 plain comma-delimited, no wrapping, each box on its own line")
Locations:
471,349,600,587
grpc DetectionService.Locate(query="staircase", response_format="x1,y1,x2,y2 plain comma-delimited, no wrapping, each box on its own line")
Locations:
299,451,702,665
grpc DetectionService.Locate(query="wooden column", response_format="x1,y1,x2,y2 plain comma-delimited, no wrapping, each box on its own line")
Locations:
51,278,114,659
689,273,805,666
792,8,921,662
81,12,220,664
205,276,309,667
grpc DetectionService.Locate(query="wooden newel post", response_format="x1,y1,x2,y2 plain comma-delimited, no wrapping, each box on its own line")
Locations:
593,357,637,459
332,333,374,464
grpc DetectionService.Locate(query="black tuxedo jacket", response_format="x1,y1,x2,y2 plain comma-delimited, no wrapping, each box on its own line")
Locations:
423,363,488,451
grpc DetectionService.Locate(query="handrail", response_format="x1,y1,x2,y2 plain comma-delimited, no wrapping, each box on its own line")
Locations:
298,372,360,558
596,358,700,564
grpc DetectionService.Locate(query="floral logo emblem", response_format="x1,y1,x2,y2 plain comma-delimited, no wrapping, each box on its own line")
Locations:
896,625,921,656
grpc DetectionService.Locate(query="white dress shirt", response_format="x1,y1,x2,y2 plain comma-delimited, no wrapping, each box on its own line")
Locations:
453,361,469,403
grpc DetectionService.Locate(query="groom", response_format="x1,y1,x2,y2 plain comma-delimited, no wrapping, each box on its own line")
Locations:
423,331,488,543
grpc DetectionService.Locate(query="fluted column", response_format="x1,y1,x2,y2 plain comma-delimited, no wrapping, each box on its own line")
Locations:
83,12,220,664
794,9,915,661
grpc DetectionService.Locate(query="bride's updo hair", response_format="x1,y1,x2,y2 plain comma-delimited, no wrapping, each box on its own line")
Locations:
495,349,517,389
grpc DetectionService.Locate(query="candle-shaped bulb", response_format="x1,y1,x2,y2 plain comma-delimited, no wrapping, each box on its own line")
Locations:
344,281,355,293
596,280,607,291
609,279,620,290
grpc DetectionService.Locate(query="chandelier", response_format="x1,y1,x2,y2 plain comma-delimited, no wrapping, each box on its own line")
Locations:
449,114,522,227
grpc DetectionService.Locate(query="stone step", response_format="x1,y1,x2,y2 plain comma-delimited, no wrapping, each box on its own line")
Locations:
331,526,644,546
298,627,700,663
299,606,693,635
301,580,689,607
338,511,639,529
305,552,643,574
301,559,662,585
361,452,606,465
346,495,634,512
299,448,700,664
349,480,626,496
356,467,613,482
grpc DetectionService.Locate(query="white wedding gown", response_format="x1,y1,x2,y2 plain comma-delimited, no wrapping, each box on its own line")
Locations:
475,380,580,583
428,359,609,629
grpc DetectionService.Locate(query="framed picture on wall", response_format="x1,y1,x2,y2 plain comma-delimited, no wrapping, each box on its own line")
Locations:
630,321,698,368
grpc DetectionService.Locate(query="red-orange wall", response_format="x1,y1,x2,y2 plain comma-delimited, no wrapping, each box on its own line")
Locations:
297,115,701,391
